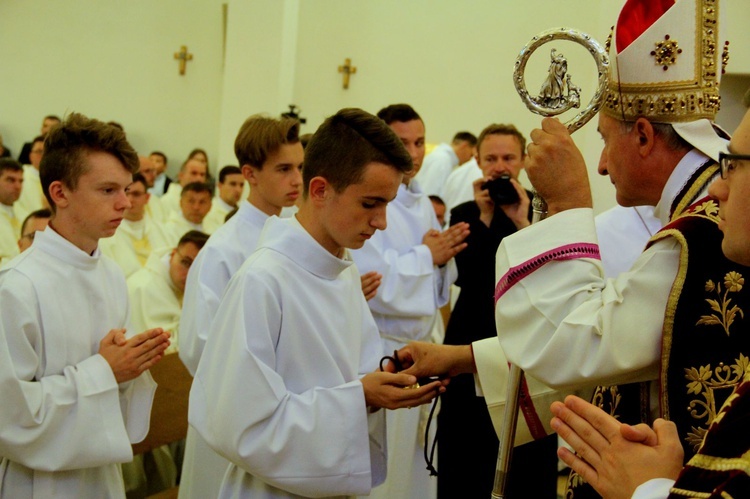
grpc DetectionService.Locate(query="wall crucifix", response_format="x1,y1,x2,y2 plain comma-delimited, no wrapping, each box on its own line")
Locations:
338,58,357,89
174,45,194,75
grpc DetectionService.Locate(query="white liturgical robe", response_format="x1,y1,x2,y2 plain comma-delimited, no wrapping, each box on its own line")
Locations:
163,211,207,247
178,200,269,499
413,143,458,197
202,196,235,234
0,227,156,498
127,249,181,354
190,216,385,499
442,157,482,225
159,183,182,220
473,150,713,436
351,180,455,499
0,203,20,265
14,165,45,222
595,205,662,278
100,217,170,278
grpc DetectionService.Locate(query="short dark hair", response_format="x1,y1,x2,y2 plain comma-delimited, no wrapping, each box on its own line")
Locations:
303,108,413,195
150,151,167,164
477,124,527,157
130,172,147,188
32,136,45,147
219,165,242,183
40,113,139,212
178,229,209,250
234,115,300,169
180,181,212,197
43,115,61,123
428,194,445,207
0,158,23,176
452,131,478,146
21,208,52,236
376,104,422,125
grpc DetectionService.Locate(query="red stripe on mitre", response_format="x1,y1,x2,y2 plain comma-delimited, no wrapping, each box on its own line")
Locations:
615,0,676,53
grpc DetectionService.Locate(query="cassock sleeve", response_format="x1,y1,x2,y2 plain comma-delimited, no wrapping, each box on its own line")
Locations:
353,226,455,319
189,271,375,497
179,246,232,375
494,208,679,389
0,272,146,471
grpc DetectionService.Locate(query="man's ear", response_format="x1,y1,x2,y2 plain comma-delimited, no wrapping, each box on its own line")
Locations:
242,164,257,185
47,181,68,210
308,176,328,203
634,117,656,158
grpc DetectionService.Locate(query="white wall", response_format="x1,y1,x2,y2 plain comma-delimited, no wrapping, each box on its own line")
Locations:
0,0,226,177
4,0,748,208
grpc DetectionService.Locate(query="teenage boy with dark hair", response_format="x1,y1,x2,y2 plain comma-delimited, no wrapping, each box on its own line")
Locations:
190,108,444,498
0,112,170,497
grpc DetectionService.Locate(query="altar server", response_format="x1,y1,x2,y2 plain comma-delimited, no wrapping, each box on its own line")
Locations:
351,104,468,499
190,107,444,498
178,115,304,499
0,112,170,498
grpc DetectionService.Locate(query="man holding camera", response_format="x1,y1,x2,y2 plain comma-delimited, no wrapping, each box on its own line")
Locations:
438,123,556,498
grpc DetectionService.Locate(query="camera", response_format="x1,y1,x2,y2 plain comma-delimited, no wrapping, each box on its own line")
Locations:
482,174,519,205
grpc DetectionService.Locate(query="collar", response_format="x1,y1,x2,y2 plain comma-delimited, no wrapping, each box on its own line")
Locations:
214,196,235,213
396,180,425,208
237,199,270,226
0,203,15,218
653,149,713,226
34,225,101,269
258,215,352,280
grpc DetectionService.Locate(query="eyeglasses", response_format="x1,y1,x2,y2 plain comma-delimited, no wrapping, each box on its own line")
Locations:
719,152,750,179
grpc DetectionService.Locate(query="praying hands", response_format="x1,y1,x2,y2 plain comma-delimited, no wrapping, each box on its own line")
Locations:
99,327,171,383
550,395,684,499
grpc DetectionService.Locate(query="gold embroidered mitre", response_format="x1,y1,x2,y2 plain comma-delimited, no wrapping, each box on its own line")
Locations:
603,0,729,125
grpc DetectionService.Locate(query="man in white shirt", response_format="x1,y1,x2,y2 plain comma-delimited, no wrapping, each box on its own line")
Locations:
163,182,212,245
100,173,170,277
414,131,477,197
128,230,208,354
190,107,445,498
0,158,24,264
160,158,207,218
351,103,469,499
0,112,171,498
203,165,244,233
178,114,304,499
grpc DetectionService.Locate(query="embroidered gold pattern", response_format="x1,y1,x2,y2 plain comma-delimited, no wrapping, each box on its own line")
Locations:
697,271,744,336
722,41,730,75
683,354,750,451
651,35,682,70
604,0,724,122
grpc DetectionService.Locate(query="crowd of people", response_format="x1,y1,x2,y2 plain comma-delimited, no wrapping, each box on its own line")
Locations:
1,1,749,498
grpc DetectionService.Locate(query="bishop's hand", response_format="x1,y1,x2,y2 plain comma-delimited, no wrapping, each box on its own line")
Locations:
99,327,171,383
526,117,592,215
397,342,476,380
